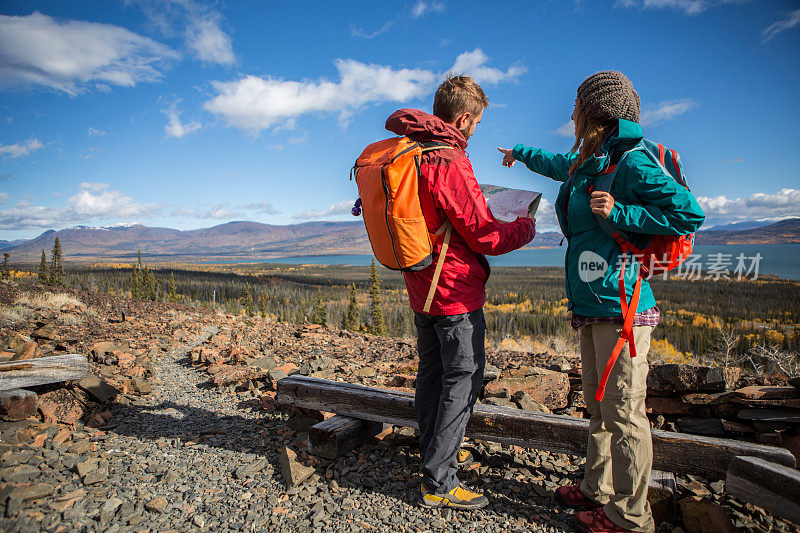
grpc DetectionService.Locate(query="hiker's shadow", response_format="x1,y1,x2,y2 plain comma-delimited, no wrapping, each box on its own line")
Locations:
105,399,580,530
101,396,292,472
307,436,582,529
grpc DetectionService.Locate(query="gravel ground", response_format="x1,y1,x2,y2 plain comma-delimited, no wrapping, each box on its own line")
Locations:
1,324,591,533
2,283,797,533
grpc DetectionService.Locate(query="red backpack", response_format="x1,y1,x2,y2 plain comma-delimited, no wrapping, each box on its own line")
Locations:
591,139,694,402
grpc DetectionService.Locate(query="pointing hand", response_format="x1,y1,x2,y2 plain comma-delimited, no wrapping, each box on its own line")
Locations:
497,147,516,168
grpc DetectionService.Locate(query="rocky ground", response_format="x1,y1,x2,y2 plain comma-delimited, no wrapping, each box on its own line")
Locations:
1,281,799,532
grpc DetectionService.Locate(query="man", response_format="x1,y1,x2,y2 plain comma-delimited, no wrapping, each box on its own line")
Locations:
384,75,535,510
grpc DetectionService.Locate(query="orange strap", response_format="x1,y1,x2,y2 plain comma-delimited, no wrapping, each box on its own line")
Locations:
422,221,452,313
594,252,642,402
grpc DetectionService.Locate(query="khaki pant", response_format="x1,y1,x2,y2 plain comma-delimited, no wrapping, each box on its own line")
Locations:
579,323,655,533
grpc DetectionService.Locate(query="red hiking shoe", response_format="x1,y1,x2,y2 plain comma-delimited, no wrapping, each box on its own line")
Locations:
555,484,603,510
575,508,635,533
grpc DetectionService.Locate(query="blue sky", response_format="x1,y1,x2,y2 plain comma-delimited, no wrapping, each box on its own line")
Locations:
1,0,799,240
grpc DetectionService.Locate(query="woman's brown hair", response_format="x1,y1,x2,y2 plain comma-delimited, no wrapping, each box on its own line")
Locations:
569,99,611,176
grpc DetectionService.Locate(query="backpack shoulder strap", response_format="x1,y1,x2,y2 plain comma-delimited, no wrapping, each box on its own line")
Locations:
417,141,454,313
419,142,453,153
422,220,452,313
592,144,645,253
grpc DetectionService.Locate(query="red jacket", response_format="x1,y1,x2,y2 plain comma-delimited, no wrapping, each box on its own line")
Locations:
385,109,535,315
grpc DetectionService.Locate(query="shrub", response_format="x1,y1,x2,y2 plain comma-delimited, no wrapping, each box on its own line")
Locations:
15,292,86,310
648,338,691,365
0,306,26,326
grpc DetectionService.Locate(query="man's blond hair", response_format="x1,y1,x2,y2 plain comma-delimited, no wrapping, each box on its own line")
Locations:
433,74,489,123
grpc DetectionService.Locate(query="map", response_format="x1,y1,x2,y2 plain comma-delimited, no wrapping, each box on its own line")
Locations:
479,184,542,223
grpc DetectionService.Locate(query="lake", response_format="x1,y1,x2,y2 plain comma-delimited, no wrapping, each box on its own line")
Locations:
247,243,800,281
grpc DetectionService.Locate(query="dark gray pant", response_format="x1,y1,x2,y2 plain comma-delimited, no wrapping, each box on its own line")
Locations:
414,308,486,493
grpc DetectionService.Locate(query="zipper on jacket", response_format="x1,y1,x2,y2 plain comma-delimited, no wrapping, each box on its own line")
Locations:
414,154,434,257
586,279,603,304
390,142,422,163
381,165,402,268
564,242,574,307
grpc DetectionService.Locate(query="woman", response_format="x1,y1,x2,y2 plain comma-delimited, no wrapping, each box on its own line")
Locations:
498,71,704,533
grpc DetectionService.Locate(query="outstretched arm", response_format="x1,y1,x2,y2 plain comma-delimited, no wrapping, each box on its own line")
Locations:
498,145,577,182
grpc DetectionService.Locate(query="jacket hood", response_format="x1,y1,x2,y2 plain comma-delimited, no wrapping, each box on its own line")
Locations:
602,119,643,152
385,109,468,149
579,119,644,175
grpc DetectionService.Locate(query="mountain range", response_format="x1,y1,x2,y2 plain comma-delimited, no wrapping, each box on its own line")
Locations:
693,218,800,245
2,218,798,263
2,221,372,262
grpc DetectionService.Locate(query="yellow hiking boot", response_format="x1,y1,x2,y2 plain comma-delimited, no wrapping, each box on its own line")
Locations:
457,448,474,466
419,483,489,510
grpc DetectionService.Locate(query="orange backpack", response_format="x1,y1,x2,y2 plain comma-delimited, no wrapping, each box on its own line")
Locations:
351,137,450,312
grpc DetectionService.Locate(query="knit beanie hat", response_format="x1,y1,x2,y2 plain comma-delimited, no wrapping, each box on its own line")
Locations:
576,71,640,124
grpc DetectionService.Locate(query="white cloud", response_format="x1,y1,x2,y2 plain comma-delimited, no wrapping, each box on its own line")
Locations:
0,12,179,95
0,182,161,230
412,1,446,18
163,99,201,139
205,204,243,219
350,20,394,39
294,199,355,220
351,2,442,39
69,182,159,217
185,14,235,64
0,192,7,203
240,201,280,215
640,99,697,126
204,59,437,133
0,138,44,159
0,202,61,230
87,127,106,136
205,50,523,134
614,0,745,16
269,133,309,151
555,120,575,138
77,182,110,193
170,207,197,217
762,7,800,42
697,188,800,225
131,0,235,65
170,201,278,219
450,49,526,85
531,198,560,232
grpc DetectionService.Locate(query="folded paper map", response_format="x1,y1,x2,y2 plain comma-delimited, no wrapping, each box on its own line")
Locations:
479,184,542,223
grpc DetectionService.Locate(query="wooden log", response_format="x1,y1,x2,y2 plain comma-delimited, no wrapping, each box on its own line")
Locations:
648,470,677,525
726,455,800,524
277,376,797,480
309,415,384,459
0,354,88,391
738,408,800,424
649,469,677,492
0,389,38,420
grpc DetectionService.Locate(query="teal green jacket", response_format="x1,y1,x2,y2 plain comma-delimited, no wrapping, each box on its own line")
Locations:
512,119,705,317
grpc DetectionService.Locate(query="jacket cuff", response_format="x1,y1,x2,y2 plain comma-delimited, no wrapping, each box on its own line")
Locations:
511,143,526,160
